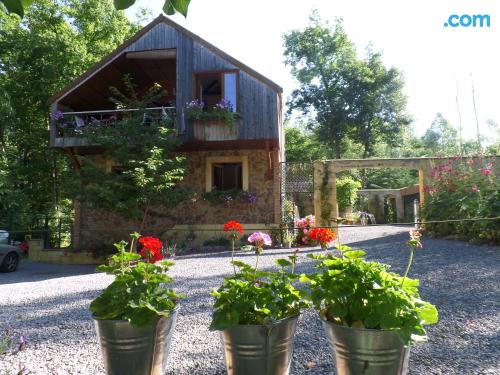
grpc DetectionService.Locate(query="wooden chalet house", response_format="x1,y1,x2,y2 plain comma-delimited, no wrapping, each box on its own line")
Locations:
50,15,284,249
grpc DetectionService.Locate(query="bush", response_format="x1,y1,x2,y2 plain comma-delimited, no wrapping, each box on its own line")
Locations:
336,177,362,213
422,156,499,243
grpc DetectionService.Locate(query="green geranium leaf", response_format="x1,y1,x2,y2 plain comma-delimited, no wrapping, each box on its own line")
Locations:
163,0,191,17
275,258,292,268
2,0,34,17
335,244,352,252
231,260,253,271
343,250,366,259
113,0,136,11
417,302,439,324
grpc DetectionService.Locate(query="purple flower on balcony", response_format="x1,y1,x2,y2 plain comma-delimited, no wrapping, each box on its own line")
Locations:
186,99,205,110
215,99,233,112
51,111,64,121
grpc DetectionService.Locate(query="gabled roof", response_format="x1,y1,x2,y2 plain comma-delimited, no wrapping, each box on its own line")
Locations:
50,14,283,103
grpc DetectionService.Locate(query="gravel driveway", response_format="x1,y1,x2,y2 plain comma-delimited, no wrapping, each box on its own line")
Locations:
0,225,499,375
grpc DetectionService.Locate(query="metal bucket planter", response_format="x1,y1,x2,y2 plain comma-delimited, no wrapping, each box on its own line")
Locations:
220,315,299,375
322,319,410,375
93,307,179,375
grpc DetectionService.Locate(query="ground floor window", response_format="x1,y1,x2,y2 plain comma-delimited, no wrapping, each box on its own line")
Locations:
205,155,248,192
213,163,242,190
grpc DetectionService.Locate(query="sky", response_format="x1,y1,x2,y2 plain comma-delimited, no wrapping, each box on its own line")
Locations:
126,0,500,140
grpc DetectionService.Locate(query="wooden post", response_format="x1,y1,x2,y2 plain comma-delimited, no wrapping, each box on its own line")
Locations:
418,168,426,207
49,103,58,147
395,192,405,223
313,161,324,225
273,150,281,224
327,163,339,220
72,199,82,251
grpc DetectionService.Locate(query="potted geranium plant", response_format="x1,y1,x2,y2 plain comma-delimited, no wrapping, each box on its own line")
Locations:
210,230,308,375
301,230,438,375
90,233,183,375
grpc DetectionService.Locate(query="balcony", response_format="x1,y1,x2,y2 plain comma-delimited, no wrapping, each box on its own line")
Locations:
51,107,176,148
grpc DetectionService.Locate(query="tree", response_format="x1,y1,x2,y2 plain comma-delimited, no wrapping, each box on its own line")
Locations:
349,49,411,158
0,0,139,243
284,124,331,162
283,12,358,159
70,78,187,232
421,113,460,156
283,12,410,159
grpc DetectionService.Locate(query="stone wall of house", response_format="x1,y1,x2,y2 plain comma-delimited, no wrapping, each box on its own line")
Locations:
76,149,280,250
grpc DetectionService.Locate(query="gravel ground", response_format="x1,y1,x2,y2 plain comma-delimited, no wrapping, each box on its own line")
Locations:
0,225,499,375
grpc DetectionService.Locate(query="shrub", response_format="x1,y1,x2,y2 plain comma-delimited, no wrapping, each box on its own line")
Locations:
422,156,499,243
336,177,362,213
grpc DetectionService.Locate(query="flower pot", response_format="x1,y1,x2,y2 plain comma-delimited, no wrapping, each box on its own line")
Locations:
322,319,410,375
220,315,299,375
93,306,179,375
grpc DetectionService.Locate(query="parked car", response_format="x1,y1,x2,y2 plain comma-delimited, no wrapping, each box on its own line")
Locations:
0,230,21,272
0,230,8,244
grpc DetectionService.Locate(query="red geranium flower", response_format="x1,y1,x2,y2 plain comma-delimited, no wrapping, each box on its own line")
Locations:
223,220,244,236
309,228,336,249
139,236,163,252
138,236,163,263
139,248,163,263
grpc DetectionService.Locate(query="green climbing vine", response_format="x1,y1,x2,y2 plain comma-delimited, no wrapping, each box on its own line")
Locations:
320,163,333,225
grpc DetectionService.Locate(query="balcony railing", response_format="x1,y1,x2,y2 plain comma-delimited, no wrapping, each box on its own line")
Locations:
53,107,176,139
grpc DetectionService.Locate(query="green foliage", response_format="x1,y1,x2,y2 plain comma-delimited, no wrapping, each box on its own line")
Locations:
284,125,331,162
422,156,499,243
113,0,191,17
210,259,309,331
336,177,362,213
90,236,183,327
302,247,438,346
421,114,460,156
202,188,256,206
283,11,410,159
0,0,34,17
0,0,138,234
69,76,187,222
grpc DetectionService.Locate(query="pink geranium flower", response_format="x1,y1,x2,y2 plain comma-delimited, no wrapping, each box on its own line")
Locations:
248,232,272,246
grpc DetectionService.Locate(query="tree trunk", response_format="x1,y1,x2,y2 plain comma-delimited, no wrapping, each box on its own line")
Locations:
333,137,341,159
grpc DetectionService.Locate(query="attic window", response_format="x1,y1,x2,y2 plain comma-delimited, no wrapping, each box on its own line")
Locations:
195,71,238,111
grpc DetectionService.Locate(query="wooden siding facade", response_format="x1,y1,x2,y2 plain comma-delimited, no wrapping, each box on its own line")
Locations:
51,16,283,147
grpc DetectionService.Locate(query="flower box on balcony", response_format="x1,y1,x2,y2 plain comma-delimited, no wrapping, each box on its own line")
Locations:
185,99,240,142
193,120,238,141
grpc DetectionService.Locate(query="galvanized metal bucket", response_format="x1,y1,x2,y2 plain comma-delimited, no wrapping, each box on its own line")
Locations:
93,306,179,375
220,315,299,375
322,319,410,375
